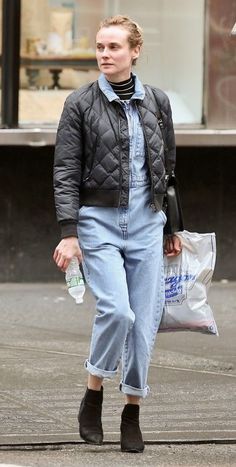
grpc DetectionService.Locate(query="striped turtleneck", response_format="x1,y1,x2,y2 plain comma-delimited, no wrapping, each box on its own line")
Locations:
108,75,135,100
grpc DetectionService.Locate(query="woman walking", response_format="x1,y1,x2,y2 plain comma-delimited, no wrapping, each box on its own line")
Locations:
53,15,181,453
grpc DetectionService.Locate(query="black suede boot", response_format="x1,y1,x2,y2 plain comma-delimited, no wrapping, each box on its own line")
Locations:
78,386,103,445
120,404,145,453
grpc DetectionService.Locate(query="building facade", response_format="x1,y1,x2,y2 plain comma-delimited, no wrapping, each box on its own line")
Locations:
0,0,236,280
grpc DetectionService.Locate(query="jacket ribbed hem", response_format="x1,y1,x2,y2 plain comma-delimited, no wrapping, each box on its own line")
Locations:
60,221,78,239
80,188,121,207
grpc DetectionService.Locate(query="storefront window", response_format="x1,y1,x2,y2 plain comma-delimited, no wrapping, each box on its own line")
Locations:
5,0,204,126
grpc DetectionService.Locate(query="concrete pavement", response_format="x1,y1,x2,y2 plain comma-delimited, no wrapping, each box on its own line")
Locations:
0,281,235,465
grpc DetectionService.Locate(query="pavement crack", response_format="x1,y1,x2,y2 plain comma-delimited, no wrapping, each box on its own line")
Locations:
150,363,236,378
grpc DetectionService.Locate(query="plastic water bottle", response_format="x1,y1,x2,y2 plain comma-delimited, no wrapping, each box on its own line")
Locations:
65,257,85,304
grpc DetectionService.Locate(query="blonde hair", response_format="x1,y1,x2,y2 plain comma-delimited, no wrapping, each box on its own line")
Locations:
98,15,143,64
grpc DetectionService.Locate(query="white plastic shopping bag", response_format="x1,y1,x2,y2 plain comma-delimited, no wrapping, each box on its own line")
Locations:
159,230,218,335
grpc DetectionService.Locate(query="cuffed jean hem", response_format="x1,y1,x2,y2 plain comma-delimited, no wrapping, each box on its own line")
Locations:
85,359,117,379
119,382,150,398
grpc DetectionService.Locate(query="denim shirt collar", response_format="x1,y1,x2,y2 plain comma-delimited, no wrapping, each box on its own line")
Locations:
98,73,145,102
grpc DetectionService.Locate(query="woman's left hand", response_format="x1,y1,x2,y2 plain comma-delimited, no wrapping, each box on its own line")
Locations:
164,234,182,257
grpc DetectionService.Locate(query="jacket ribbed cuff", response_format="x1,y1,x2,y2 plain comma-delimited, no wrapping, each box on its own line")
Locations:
59,221,78,239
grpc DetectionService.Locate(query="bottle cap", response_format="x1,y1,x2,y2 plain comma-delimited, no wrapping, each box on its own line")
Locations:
76,297,83,304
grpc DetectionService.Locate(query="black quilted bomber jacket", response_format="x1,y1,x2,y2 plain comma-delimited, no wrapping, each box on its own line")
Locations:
53,81,176,238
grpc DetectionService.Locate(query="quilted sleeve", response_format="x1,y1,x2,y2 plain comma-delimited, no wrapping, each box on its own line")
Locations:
148,86,176,173
165,98,176,173
53,93,83,227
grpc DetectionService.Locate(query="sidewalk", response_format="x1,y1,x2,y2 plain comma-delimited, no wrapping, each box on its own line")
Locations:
0,282,235,452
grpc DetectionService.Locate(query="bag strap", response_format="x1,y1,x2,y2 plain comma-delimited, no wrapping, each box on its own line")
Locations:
145,85,172,176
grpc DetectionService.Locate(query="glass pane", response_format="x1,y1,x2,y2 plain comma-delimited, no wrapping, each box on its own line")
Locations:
19,0,204,126
206,0,236,129
19,0,104,126
115,0,205,124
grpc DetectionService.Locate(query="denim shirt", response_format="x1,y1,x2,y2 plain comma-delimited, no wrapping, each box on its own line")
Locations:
98,74,150,188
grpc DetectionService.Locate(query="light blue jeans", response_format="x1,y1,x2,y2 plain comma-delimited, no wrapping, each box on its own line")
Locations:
78,183,166,398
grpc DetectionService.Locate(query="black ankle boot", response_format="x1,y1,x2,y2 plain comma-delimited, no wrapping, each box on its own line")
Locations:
78,386,103,445
120,404,145,453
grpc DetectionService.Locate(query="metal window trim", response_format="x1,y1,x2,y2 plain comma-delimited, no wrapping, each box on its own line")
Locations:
1,0,21,128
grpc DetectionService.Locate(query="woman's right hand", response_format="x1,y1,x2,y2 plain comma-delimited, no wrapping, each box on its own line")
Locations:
164,234,182,257
53,236,83,272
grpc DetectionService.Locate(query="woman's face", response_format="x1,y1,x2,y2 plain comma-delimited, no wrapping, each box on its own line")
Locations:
96,26,140,82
